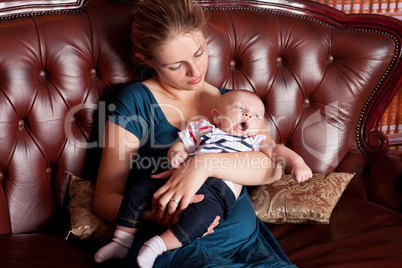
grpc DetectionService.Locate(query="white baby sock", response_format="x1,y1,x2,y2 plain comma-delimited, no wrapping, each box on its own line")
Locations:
94,230,134,263
136,235,167,268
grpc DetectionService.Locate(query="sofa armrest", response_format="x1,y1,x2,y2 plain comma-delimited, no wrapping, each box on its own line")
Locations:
337,149,402,213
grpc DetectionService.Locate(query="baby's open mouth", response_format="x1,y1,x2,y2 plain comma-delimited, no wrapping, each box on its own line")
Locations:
239,122,248,131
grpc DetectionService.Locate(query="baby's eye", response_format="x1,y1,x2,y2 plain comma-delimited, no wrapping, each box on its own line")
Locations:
237,106,244,111
254,113,263,119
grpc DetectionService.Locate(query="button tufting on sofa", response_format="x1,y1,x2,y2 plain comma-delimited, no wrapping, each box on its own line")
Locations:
89,68,97,77
302,98,310,105
46,167,52,175
18,119,25,129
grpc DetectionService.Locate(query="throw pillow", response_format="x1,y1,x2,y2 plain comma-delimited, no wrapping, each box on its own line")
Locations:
250,172,355,224
67,172,114,242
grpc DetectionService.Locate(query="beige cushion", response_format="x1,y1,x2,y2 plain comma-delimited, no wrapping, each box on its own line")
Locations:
67,172,114,242
250,172,355,224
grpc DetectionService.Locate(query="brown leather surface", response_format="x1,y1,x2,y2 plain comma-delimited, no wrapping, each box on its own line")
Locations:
0,0,401,267
0,232,122,267
271,197,402,267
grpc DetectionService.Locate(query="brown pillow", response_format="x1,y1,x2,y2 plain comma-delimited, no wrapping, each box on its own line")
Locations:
67,172,114,242
250,172,355,224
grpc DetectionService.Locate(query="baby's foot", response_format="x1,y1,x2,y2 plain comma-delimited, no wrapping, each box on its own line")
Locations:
94,230,134,263
137,236,166,268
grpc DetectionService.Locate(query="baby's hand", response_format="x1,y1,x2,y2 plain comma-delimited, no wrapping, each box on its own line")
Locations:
170,151,189,168
291,162,313,183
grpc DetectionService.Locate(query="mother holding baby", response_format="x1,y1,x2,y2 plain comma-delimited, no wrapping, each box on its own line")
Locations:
93,0,296,266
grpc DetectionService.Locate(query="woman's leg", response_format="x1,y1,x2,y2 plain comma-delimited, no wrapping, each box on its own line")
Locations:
95,177,167,263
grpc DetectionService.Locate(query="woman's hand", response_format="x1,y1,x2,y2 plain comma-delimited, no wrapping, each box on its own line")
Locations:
141,194,202,228
151,154,208,223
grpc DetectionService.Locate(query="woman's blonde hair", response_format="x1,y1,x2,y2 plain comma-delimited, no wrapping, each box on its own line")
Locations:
131,0,206,69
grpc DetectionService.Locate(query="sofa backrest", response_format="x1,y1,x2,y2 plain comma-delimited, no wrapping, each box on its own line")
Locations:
202,1,401,165
0,0,400,235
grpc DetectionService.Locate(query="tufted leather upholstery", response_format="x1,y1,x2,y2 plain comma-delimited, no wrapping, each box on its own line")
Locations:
0,0,401,267
204,5,399,169
0,0,136,236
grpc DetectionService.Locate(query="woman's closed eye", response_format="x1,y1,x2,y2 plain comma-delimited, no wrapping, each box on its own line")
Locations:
194,42,206,58
169,63,182,71
195,50,204,58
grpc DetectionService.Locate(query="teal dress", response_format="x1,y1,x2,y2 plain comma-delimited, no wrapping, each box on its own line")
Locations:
109,82,297,268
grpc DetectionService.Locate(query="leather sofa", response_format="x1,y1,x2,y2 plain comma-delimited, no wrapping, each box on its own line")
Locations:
0,0,401,267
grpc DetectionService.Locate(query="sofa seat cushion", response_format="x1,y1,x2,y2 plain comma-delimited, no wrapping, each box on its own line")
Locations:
0,233,120,267
269,197,402,267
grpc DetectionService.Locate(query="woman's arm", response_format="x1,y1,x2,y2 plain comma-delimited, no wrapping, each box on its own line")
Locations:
93,121,140,223
94,121,204,225
152,150,283,218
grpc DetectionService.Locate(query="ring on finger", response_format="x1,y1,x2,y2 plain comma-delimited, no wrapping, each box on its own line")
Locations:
171,198,180,204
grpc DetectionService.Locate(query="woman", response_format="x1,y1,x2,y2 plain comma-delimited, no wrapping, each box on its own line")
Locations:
94,0,295,267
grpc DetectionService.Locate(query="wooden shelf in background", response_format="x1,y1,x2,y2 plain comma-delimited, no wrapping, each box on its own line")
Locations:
309,0,402,19
387,133,402,145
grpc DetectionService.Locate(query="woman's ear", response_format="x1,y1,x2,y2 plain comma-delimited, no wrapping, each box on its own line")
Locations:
211,108,220,125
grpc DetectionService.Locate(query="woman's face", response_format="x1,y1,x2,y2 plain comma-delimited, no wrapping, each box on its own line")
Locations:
151,30,209,92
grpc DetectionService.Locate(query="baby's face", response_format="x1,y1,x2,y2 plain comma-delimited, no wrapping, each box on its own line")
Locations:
214,91,264,136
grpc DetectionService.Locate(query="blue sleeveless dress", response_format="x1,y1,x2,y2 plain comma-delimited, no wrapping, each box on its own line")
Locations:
109,82,296,268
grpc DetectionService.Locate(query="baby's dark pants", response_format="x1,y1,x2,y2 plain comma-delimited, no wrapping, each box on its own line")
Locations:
117,176,235,246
